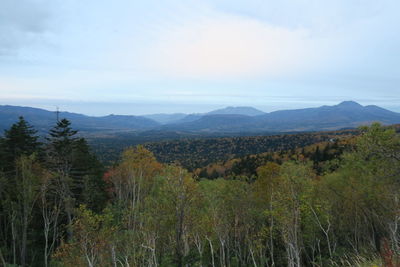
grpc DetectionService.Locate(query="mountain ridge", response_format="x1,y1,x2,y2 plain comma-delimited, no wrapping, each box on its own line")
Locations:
0,105,160,133
206,106,265,116
1,101,399,134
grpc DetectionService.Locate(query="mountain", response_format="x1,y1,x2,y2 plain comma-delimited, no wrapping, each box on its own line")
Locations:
149,106,265,125
172,114,204,124
206,106,265,116
0,105,160,133
94,115,160,129
161,101,400,132
161,114,256,132
252,101,400,131
1,101,400,135
142,113,187,124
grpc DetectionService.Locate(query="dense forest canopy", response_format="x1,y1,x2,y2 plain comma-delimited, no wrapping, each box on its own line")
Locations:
0,117,399,266
89,129,359,170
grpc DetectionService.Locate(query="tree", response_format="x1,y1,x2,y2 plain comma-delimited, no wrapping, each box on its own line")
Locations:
329,123,400,257
103,146,163,266
72,138,107,212
16,155,43,266
0,118,42,266
46,118,78,176
53,205,116,267
253,162,281,266
40,171,63,267
0,155,43,266
161,166,199,267
46,118,79,241
1,116,40,173
105,146,162,221
272,161,315,267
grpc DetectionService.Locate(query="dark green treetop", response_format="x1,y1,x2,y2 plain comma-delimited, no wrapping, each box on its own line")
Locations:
0,116,41,172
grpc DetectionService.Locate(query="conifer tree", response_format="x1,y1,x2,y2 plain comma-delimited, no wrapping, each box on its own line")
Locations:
45,118,79,240
46,118,78,176
45,118,107,240
1,116,40,173
72,138,107,211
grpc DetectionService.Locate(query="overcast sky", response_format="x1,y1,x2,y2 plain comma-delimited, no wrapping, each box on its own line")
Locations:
0,0,399,115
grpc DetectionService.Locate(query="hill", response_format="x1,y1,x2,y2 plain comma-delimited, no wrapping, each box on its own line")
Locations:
166,101,400,132
142,113,187,124
2,101,400,135
0,105,160,133
206,106,265,116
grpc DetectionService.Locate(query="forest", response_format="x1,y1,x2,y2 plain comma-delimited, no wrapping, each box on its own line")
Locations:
0,117,400,267
89,129,358,170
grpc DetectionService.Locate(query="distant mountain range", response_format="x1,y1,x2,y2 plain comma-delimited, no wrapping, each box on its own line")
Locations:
143,106,265,125
142,113,187,124
1,101,400,134
207,106,265,116
0,105,158,133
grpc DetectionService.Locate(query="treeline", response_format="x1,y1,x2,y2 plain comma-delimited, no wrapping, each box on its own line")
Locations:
1,117,400,266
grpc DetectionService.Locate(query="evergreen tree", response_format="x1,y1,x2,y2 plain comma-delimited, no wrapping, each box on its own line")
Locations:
45,118,106,239
0,116,40,173
322,143,331,161
313,145,322,162
45,118,80,240
46,118,106,210
72,138,107,211
46,118,78,175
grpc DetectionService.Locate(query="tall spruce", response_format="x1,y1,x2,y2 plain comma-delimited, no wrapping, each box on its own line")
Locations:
45,118,79,240
46,118,78,176
1,116,40,173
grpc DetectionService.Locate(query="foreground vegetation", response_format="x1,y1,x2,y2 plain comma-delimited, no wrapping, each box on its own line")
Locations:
0,117,399,266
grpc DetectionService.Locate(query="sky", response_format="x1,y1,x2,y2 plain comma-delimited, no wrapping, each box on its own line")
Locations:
0,0,399,115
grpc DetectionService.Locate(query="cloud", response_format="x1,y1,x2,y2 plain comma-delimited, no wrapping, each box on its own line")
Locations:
143,14,320,79
138,1,399,80
0,0,399,114
0,0,50,54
